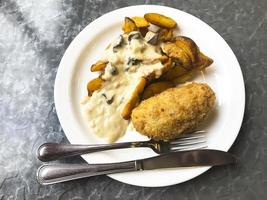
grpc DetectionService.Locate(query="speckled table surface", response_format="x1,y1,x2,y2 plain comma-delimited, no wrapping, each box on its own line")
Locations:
1,0,267,199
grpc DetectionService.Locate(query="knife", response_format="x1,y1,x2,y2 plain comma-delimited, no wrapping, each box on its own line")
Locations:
37,149,236,185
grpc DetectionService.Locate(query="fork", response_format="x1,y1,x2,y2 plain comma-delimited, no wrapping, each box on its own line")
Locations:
37,130,206,162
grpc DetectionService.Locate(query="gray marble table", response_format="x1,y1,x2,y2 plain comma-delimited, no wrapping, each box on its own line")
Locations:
1,0,267,199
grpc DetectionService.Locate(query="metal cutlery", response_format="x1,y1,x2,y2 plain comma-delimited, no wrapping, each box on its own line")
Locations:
37,130,206,162
37,149,236,185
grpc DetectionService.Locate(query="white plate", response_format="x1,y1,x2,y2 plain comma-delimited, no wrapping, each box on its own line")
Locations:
54,5,245,187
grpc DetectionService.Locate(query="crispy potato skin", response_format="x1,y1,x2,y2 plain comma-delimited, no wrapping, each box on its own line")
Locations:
195,52,213,70
162,42,192,70
131,83,216,140
144,13,177,28
131,16,149,28
142,81,174,100
158,28,173,42
174,36,198,63
160,65,188,81
122,17,137,33
121,77,146,120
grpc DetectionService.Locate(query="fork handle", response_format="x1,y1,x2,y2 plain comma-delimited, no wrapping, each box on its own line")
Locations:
37,161,137,185
37,142,148,162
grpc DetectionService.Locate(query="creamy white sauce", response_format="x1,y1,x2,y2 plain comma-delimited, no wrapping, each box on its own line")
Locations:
82,32,165,143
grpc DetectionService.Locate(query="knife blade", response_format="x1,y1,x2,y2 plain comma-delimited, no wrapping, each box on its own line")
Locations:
37,149,236,185
137,149,236,170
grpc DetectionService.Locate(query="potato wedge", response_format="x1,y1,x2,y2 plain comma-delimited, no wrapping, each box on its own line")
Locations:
143,57,172,82
159,55,169,63
91,60,108,72
87,77,104,96
121,77,146,119
142,81,174,99
158,28,173,42
174,36,198,63
161,42,192,70
131,16,149,28
122,17,137,33
195,52,213,69
144,13,177,28
162,57,173,69
160,65,188,81
172,70,196,84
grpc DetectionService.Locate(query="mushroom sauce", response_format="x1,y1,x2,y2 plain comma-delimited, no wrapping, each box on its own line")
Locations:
82,32,165,143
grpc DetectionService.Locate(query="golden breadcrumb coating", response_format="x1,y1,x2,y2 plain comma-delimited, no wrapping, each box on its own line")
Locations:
131,82,216,140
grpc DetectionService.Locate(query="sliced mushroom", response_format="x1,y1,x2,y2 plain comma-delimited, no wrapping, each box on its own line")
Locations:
145,31,159,45
108,65,119,75
102,94,115,105
127,58,142,66
128,32,142,42
113,35,124,52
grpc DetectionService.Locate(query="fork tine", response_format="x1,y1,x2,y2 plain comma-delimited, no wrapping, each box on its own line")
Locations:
170,140,207,150
170,134,206,144
170,144,208,152
170,140,206,147
167,130,207,152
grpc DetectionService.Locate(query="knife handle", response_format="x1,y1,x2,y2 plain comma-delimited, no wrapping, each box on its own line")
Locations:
37,161,137,185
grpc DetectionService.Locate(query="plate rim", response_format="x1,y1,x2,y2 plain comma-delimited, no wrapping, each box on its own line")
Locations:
54,5,245,187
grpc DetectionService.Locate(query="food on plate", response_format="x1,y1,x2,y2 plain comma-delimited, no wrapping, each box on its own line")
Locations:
160,36,213,82
142,81,174,100
174,36,198,63
139,27,149,37
131,83,216,140
131,16,149,28
157,28,173,42
172,70,196,84
162,42,193,70
122,17,137,33
91,60,108,72
144,13,177,28
82,32,170,142
82,13,214,142
121,77,146,119
195,52,213,69
87,77,104,96
160,64,188,81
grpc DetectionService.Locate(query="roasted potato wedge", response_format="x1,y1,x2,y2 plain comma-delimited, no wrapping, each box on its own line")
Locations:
162,57,173,69
195,52,213,69
144,13,177,28
160,64,188,81
131,16,149,28
172,70,196,84
161,42,192,70
158,28,173,42
122,17,137,33
159,55,169,63
91,60,108,72
121,77,146,119
174,36,198,63
142,81,174,99
143,58,172,82
87,77,104,96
